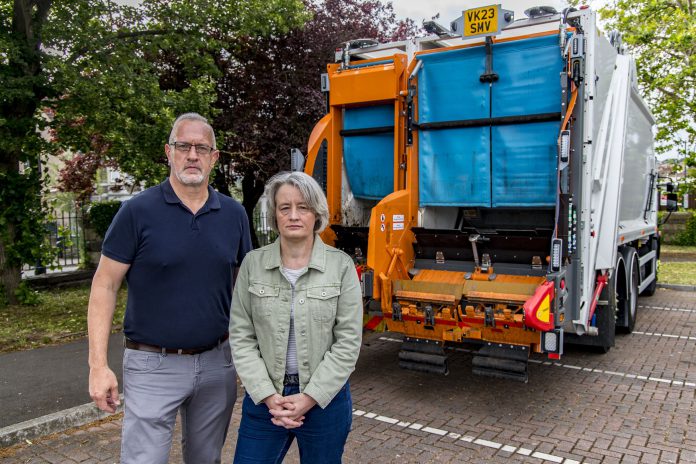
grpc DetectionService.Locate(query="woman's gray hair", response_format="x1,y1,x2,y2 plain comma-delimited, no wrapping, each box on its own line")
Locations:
168,112,216,149
265,171,329,233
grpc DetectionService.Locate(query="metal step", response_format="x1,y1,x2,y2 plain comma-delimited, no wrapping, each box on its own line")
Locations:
398,337,449,375
472,344,529,382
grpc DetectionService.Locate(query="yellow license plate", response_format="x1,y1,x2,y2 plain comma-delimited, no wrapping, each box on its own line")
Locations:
464,4,500,37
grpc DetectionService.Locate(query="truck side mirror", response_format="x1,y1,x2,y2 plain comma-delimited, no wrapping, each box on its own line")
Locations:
663,182,679,212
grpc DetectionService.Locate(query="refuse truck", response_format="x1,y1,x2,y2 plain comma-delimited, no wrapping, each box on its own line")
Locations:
300,4,660,381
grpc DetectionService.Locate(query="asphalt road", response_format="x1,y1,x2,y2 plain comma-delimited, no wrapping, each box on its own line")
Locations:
0,332,124,428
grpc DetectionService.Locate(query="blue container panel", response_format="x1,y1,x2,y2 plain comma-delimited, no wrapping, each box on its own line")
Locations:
492,35,564,118
343,105,394,200
344,105,394,130
344,134,394,200
417,47,489,123
419,128,490,206
491,121,560,207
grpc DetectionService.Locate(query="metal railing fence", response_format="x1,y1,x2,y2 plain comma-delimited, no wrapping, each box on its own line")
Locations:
23,210,85,274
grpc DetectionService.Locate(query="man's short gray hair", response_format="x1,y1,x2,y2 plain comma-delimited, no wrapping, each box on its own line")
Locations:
168,112,216,149
265,172,329,234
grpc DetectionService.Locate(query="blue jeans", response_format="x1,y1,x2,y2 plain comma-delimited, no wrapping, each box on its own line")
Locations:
233,383,352,464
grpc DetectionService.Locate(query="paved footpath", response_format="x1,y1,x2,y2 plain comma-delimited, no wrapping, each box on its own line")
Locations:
0,333,124,428
2,287,696,463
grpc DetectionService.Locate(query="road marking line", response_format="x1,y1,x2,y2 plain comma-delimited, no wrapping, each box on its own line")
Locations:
633,331,696,341
475,438,502,449
639,305,696,313
546,363,693,389
423,426,448,436
533,451,563,462
352,407,577,463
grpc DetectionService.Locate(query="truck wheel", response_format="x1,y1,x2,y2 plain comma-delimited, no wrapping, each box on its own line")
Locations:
617,247,639,334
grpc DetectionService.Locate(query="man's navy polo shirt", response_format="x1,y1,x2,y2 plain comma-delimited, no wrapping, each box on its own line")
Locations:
102,179,252,349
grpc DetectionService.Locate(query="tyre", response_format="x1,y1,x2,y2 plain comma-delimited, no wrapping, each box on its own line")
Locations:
616,247,638,334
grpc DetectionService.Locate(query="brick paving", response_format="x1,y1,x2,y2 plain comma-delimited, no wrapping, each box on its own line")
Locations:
2,287,695,463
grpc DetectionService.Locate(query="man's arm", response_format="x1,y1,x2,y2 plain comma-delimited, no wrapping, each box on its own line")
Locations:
88,255,130,413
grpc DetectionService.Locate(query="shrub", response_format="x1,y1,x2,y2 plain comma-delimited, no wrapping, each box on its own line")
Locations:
673,212,696,246
86,200,122,238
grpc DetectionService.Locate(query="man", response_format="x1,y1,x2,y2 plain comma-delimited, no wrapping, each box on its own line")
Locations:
88,113,252,463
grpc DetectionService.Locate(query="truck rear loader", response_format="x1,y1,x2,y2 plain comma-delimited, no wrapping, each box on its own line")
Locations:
301,4,660,381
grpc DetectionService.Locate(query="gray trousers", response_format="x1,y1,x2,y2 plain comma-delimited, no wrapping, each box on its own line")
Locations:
120,342,237,464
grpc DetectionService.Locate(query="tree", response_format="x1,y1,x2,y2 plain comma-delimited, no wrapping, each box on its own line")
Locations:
0,0,307,304
1,0,55,304
215,0,417,246
599,0,695,157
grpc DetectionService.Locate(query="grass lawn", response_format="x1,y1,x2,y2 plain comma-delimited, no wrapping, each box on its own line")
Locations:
661,244,696,255
659,245,696,286
659,261,696,286
0,284,127,353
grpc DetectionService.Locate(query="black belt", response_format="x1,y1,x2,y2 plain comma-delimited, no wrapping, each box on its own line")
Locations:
284,373,300,385
124,332,229,355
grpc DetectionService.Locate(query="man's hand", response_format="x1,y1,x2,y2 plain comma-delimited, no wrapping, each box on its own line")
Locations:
263,393,305,429
89,365,120,413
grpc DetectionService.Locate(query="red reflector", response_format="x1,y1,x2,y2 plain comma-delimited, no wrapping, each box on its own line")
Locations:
523,281,555,332
580,5,589,9
560,279,565,290
548,352,561,360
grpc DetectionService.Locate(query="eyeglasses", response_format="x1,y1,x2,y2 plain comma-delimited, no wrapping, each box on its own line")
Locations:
277,204,313,216
171,141,215,156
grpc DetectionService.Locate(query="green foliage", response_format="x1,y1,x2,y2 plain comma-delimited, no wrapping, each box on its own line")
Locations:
47,0,309,188
599,0,695,156
673,212,696,246
14,281,39,306
86,200,122,238
1,0,309,302
1,1,57,304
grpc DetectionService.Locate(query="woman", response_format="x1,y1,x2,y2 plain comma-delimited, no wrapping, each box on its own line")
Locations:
230,171,363,463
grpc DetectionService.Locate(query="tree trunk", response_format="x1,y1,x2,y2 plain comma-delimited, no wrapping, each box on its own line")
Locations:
212,159,231,197
0,225,21,305
241,172,265,249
